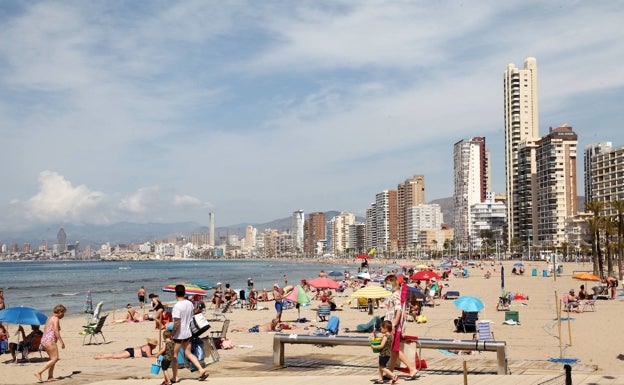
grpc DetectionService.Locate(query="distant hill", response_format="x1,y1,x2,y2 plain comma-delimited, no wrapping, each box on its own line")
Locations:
430,197,454,226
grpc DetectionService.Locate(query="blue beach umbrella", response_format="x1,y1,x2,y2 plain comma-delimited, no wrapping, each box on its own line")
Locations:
0,306,48,325
513,263,524,268
327,270,343,277
454,296,485,312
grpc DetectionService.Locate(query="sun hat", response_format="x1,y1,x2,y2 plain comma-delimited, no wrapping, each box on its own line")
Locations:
146,338,158,346
569,289,574,294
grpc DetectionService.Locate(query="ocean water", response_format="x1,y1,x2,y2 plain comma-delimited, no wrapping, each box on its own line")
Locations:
0,260,353,316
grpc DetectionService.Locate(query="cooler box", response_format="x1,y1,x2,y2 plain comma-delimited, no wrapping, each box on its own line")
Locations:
505,311,519,323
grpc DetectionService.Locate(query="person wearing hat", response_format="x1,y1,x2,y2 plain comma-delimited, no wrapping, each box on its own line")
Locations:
93,338,158,359
272,284,284,322
564,289,581,313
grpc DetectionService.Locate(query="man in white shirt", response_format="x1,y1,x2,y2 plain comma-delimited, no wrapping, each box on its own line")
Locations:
171,284,208,382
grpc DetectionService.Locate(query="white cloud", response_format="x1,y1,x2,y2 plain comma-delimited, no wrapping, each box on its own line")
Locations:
173,195,212,209
22,171,105,223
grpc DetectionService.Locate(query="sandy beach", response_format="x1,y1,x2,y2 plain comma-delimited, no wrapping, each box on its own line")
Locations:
1,260,622,385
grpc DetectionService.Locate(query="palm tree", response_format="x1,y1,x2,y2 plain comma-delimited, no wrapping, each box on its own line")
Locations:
585,200,605,277
604,215,616,277
610,200,624,281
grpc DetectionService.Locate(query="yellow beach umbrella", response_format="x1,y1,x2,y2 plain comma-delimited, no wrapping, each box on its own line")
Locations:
350,286,392,299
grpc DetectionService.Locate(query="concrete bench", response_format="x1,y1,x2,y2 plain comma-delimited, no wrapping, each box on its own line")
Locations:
272,333,509,375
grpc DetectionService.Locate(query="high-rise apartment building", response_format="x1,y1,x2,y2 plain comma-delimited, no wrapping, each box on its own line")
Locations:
453,137,489,247
375,190,398,253
209,212,215,246
535,125,578,246
304,212,326,256
397,175,426,250
584,142,613,203
291,210,305,253
588,143,624,214
504,57,539,245
328,212,355,255
515,138,538,247
365,205,377,251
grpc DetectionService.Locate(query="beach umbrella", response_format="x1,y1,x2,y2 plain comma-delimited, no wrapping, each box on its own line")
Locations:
513,263,524,268
454,296,485,312
84,290,93,314
327,270,343,279
438,262,452,269
355,254,370,259
501,266,505,289
571,273,601,282
416,264,429,270
188,279,218,290
307,277,341,290
284,285,310,318
162,283,207,296
350,286,392,299
410,270,440,281
0,306,48,325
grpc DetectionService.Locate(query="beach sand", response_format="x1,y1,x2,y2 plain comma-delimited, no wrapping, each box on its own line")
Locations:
1,260,622,385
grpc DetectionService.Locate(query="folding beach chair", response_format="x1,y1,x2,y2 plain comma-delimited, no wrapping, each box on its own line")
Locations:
477,320,494,340
316,304,331,322
82,314,108,345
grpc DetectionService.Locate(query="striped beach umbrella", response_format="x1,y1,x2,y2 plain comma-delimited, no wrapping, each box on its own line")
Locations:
162,283,207,296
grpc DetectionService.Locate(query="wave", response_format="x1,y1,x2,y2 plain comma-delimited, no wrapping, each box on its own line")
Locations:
50,292,80,297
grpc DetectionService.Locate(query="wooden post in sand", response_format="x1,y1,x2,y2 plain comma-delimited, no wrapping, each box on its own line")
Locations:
567,309,573,346
555,290,562,358
463,360,468,385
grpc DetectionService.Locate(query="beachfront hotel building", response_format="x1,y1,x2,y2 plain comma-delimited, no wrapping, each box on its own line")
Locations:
397,175,426,251
504,57,539,248
374,190,398,254
535,125,578,247
470,194,507,250
304,212,326,256
584,142,614,204
587,143,624,215
291,210,304,253
407,204,445,252
327,212,356,255
515,138,539,248
453,137,489,248
365,205,377,252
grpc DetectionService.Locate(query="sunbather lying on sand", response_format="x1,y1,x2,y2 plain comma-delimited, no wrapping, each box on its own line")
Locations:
231,318,280,333
93,338,157,359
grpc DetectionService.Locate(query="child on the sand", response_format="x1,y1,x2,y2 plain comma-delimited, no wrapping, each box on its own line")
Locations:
371,320,399,384
156,330,175,385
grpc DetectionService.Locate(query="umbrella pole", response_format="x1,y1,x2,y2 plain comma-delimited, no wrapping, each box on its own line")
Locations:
555,290,562,358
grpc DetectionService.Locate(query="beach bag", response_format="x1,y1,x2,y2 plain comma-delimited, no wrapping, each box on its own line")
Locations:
190,313,210,337
416,315,427,324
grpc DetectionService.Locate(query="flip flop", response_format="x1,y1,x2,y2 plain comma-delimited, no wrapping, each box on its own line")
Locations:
198,373,209,381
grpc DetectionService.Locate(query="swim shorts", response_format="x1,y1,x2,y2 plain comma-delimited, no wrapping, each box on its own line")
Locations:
248,325,260,333
275,300,283,313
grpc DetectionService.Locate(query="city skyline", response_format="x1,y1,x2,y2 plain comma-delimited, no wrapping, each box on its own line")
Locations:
1,2,623,231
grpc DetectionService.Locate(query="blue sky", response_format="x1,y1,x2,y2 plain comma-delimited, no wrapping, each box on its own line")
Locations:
0,1,622,231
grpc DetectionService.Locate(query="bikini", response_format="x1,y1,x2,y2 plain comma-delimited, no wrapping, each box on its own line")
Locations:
124,346,149,358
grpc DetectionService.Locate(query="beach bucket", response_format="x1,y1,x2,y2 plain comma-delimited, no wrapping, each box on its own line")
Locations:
150,363,161,375
370,337,383,353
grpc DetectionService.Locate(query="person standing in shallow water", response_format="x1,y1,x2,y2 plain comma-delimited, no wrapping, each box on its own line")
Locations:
137,286,147,310
35,304,67,383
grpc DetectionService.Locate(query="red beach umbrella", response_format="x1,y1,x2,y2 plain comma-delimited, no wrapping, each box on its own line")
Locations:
410,270,441,281
307,277,341,290
355,254,370,259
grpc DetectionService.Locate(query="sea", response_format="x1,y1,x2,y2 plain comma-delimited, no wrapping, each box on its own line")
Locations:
0,259,355,316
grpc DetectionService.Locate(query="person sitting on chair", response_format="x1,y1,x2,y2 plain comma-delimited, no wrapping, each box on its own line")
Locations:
564,289,581,313
8,325,42,363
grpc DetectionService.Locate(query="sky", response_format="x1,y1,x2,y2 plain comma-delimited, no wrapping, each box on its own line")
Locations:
0,1,623,231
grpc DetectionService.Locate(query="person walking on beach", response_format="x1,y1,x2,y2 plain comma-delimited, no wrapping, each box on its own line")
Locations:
171,284,208,382
371,320,399,384
384,274,418,380
138,286,147,310
155,330,175,385
35,304,67,383
0,290,6,310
